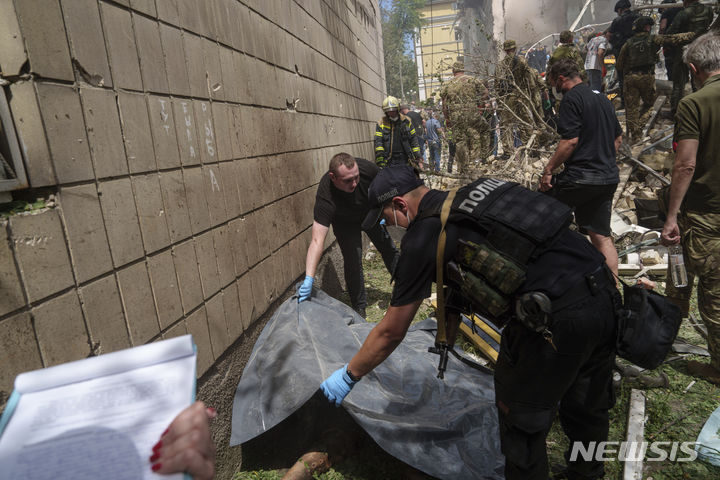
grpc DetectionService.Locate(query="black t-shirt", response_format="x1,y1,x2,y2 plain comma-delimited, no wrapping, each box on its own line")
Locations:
557,83,622,185
391,189,605,307
609,11,640,52
313,158,378,227
390,119,404,155
660,7,681,28
405,110,425,138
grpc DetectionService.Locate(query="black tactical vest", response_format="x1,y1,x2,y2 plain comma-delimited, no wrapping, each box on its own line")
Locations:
424,178,573,319
684,3,715,36
447,178,573,264
624,34,658,71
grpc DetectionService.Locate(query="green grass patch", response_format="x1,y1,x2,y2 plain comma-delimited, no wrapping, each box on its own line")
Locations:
0,199,47,219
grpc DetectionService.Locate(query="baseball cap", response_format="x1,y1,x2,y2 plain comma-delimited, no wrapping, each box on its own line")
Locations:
361,165,424,230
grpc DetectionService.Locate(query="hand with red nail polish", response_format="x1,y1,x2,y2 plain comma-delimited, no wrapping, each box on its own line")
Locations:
149,401,216,479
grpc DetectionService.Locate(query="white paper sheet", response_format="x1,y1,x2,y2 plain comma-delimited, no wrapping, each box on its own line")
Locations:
0,335,196,480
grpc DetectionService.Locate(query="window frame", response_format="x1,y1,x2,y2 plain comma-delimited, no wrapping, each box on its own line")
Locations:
0,83,28,193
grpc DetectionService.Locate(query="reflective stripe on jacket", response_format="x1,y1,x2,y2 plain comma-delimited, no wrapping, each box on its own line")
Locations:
373,113,421,168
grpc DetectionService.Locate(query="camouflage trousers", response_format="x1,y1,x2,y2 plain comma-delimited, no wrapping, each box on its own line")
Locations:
500,97,536,154
665,211,720,371
452,116,491,173
624,73,656,142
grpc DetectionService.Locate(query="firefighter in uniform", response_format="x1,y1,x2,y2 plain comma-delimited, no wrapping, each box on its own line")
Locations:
616,16,695,141
374,96,422,169
666,0,715,115
320,165,619,480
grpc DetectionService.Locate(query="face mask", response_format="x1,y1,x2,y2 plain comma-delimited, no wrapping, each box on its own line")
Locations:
392,203,411,229
389,114,399,122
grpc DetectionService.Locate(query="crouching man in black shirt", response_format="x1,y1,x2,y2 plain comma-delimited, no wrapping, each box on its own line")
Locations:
320,165,619,480
298,153,398,318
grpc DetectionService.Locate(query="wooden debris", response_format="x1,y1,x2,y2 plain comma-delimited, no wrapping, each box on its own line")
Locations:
683,381,696,394
624,389,646,480
640,96,666,140
672,340,710,357
618,152,671,186
617,263,667,277
613,163,635,209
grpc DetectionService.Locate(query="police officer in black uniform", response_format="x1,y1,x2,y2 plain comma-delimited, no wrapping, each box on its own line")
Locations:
608,0,640,107
320,165,619,480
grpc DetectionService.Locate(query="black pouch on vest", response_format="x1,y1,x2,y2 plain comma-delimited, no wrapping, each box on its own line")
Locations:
616,281,682,369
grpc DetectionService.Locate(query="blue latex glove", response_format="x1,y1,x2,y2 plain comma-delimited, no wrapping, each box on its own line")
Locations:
297,275,314,303
379,218,386,226
320,364,358,406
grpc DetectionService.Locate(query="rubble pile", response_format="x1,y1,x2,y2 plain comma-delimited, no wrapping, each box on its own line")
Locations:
425,117,676,282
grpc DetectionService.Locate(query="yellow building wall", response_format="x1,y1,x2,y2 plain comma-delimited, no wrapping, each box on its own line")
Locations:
416,2,462,100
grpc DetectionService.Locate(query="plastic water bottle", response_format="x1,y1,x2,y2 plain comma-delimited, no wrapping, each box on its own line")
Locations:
669,245,688,288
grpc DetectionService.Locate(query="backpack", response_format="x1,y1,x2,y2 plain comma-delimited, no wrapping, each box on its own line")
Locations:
497,56,519,96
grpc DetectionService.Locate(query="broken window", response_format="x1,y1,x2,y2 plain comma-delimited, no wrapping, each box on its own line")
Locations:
0,83,28,196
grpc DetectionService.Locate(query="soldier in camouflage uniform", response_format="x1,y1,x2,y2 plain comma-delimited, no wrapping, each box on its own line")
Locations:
440,61,491,173
497,40,547,156
616,16,695,141
662,33,720,384
667,0,715,115
547,31,586,80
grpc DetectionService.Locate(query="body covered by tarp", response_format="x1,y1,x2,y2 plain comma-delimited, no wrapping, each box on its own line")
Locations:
231,289,504,480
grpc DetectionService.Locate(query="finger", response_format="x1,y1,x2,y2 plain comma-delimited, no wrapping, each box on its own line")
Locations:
159,401,210,450
155,420,215,467
321,385,335,404
206,406,217,420
153,447,215,480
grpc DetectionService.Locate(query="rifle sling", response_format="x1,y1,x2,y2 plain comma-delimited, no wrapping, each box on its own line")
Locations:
435,188,458,345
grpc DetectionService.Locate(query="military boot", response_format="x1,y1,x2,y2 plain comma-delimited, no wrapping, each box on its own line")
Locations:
686,360,720,385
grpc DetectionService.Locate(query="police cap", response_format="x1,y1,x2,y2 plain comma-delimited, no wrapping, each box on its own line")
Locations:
361,165,424,230
503,39,517,51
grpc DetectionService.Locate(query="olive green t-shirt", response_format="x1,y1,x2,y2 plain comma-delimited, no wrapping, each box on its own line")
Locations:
674,74,720,213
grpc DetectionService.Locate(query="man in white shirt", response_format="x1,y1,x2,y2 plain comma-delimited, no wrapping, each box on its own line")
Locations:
585,32,608,92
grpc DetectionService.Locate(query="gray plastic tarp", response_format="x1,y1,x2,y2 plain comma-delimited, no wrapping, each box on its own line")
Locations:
231,289,504,480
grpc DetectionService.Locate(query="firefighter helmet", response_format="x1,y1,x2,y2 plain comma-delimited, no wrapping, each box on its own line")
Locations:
382,96,400,112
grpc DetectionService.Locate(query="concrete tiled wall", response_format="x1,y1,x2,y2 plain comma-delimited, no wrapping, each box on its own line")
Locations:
0,0,383,397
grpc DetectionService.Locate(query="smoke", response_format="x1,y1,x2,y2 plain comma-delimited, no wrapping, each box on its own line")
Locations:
497,0,618,46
